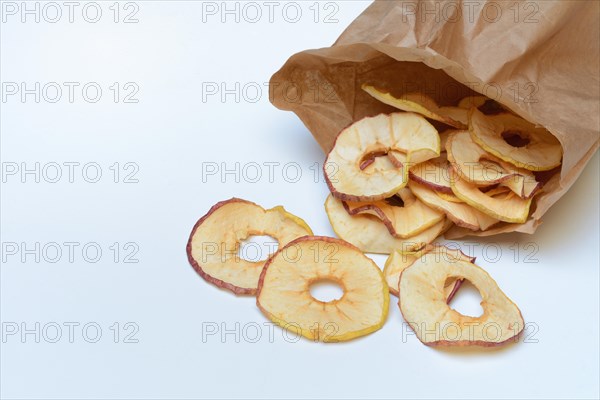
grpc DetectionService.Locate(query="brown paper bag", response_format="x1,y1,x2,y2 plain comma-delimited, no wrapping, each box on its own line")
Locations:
270,0,599,237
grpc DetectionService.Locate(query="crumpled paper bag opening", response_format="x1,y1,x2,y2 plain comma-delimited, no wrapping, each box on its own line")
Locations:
270,0,599,237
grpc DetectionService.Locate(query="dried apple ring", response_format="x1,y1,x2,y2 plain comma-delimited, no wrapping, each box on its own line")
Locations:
447,130,540,198
408,130,457,195
257,236,389,342
409,157,454,194
186,198,312,295
362,85,468,129
399,256,524,347
384,244,475,298
450,170,532,223
409,181,499,231
324,113,440,202
469,108,562,171
343,188,445,238
325,194,450,254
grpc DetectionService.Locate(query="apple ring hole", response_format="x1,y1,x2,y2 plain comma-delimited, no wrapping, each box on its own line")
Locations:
446,278,484,317
477,99,505,115
502,130,531,148
384,195,405,207
309,279,345,303
238,235,279,262
359,150,389,170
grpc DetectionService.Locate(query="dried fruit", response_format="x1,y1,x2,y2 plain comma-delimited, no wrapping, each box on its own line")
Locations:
438,130,454,153
435,191,464,203
343,188,445,238
457,96,488,109
325,194,449,254
447,130,540,199
458,96,507,116
257,236,389,342
325,113,440,201
469,108,562,171
410,181,499,231
187,198,312,295
399,256,524,346
384,244,475,297
362,85,467,129
409,158,454,194
450,170,532,223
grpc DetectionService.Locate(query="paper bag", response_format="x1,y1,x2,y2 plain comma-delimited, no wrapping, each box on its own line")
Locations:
269,0,599,237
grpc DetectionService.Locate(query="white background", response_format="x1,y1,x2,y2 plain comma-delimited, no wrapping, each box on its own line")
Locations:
1,1,599,399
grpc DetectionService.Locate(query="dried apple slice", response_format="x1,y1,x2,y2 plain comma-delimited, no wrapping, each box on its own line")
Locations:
447,130,541,198
409,158,454,194
439,130,455,153
469,108,562,171
384,244,475,298
483,186,512,197
458,96,488,109
325,113,440,201
325,194,449,254
186,198,312,295
448,130,518,184
362,85,467,129
450,171,532,223
436,191,464,203
399,257,524,346
458,96,507,116
256,236,389,342
440,107,468,127
408,130,458,194
410,181,499,231
500,171,541,199
359,150,402,171
343,188,445,238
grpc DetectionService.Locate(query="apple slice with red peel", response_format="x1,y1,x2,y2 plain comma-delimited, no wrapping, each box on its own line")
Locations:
409,158,454,194
186,198,312,295
325,113,439,201
325,194,449,254
343,188,445,238
257,236,389,342
450,170,532,223
387,150,410,166
447,130,520,184
362,85,467,129
410,181,499,231
447,130,541,198
469,108,562,171
384,244,475,298
408,131,458,194
399,256,524,347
